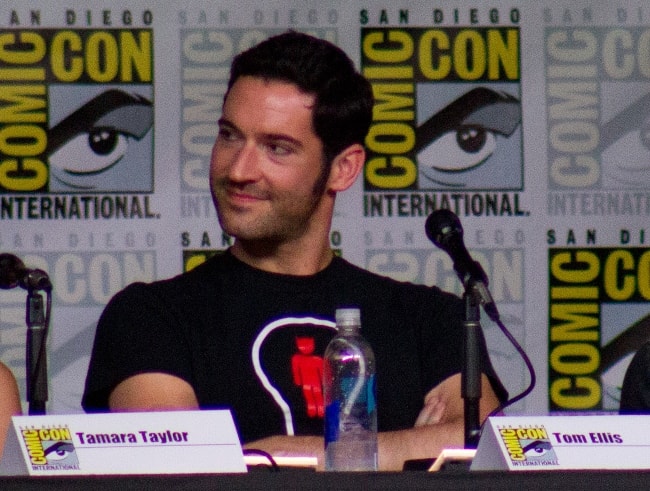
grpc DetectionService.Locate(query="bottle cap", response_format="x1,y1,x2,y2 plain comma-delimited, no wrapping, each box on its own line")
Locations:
335,307,361,326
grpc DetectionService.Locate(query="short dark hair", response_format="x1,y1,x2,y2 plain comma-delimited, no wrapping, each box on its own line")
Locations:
226,31,373,164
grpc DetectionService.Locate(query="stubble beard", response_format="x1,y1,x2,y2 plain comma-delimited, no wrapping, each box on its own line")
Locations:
212,177,325,244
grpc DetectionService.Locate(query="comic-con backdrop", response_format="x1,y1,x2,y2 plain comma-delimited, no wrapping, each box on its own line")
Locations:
1,0,649,416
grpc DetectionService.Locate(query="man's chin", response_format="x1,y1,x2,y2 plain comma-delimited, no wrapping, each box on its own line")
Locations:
218,224,266,242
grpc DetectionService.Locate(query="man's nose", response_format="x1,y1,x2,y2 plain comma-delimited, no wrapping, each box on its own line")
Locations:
228,142,260,181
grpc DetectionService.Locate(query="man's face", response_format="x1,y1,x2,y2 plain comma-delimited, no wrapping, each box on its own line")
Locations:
210,76,329,244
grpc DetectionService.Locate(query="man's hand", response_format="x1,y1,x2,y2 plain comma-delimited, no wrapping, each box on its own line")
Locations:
414,396,446,426
377,372,500,470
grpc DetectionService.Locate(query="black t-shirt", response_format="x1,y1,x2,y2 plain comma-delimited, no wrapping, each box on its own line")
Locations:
82,250,506,442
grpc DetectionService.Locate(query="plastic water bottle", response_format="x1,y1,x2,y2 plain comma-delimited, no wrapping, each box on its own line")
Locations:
323,308,377,471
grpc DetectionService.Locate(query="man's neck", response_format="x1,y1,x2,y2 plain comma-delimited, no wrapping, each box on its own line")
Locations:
230,240,334,276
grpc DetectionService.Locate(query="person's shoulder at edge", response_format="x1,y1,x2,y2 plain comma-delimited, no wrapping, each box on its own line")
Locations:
620,340,650,414
0,361,21,460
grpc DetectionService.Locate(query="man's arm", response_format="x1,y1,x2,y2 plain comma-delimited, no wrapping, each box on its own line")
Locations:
246,372,501,471
376,372,500,470
108,372,199,411
0,363,21,460
107,371,500,471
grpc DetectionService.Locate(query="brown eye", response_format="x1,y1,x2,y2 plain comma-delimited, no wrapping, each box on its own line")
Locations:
268,143,291,156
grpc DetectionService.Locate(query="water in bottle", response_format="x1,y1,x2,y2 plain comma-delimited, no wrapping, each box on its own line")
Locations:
323,307,377,471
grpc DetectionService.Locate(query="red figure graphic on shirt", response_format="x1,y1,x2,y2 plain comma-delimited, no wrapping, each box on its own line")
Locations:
291,336,324,418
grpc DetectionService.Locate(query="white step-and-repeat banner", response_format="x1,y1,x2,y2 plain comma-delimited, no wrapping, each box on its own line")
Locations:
1,0,649,416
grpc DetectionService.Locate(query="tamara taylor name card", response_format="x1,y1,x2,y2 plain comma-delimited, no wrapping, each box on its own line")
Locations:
0,410,246,476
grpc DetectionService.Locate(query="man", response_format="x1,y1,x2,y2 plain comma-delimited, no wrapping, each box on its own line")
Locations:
83,31,506,471
620,340,650,414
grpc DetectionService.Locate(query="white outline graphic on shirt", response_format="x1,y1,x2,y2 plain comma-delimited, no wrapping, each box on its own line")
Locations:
251,316,336,436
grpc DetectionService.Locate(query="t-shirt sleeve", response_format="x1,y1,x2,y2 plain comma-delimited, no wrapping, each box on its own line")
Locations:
81,282,193,412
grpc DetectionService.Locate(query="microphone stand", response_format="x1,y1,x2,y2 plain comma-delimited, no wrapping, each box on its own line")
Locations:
26,287,49,415
462,281,483,449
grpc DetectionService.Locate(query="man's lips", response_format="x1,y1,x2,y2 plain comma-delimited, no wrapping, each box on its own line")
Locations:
224,187,267,206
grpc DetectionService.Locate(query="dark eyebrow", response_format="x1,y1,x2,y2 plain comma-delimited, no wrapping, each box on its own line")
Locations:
217,117,236,129
217,117,233,128
217,117,304,150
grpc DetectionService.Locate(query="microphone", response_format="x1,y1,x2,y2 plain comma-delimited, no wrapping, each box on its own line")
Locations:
425,209,499,322
0,253,51,291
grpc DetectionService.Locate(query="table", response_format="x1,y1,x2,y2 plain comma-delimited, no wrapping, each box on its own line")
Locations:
2,468,650,490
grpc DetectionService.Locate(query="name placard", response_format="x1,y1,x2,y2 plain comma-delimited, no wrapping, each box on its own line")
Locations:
0,410,246,476
471,415,650,471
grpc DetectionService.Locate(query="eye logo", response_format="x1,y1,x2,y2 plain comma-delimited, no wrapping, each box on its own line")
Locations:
44,441,76,461
47,88,154,192
522,439,553,457
20,426,80,470
416,87,522,189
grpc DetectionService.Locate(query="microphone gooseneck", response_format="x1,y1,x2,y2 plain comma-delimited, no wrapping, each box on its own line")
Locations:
0,252,52,415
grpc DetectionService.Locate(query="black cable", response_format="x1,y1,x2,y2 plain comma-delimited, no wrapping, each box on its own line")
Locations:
242,448,281,471
486,316,536,419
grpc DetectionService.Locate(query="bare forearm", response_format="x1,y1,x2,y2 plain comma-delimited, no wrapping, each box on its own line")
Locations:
244,435,325,470
378,420,464,471
244,420,464,472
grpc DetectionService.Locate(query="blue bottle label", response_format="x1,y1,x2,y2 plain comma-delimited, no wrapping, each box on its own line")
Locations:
367,375,377,414
324,400,340,444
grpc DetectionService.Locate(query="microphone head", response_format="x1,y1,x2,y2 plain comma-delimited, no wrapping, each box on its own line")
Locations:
23,269,52,291
425,209,464,250
0,253,27,289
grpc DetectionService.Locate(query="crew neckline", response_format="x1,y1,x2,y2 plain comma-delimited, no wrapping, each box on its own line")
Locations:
223,248,343,284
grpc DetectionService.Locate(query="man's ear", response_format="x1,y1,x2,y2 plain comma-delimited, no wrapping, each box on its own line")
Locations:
327,143,365,193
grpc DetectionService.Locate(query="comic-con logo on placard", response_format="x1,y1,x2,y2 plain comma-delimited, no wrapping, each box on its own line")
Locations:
361,27,525,218
498,426,559,467
0,29,157,219
21,426,80,471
